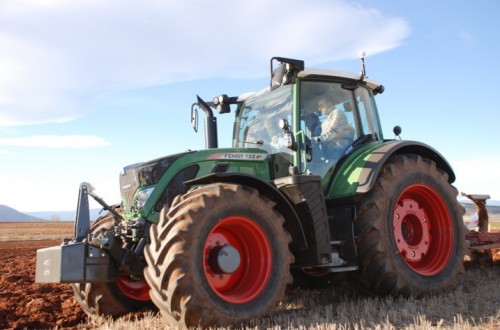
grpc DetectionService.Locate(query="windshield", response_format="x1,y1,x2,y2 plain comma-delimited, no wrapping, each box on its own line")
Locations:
233,85,293,155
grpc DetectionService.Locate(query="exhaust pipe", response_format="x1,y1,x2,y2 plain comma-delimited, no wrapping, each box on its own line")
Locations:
196,95,218,149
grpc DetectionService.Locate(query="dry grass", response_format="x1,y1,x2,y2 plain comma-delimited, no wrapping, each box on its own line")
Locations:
86,266,500,330
0,221,73,242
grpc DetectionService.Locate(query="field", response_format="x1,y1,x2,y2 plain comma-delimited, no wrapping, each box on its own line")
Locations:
0,221,499,330
0,222,83,329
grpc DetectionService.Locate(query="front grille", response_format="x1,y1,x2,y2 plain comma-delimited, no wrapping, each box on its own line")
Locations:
119,151,195,213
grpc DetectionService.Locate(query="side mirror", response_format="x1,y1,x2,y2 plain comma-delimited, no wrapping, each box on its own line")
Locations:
191,104,198,133
270,57,305,91
271,64,286,90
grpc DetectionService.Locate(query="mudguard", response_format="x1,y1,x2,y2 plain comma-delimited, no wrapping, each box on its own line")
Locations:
185,172,308,252
325,140,456,200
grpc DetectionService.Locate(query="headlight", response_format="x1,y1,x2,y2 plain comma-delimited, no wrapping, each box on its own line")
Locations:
135,187,155,211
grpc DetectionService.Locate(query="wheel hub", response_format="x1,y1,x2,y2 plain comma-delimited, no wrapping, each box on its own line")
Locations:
203,215,272,303
393,198,431,262
208,245,241,274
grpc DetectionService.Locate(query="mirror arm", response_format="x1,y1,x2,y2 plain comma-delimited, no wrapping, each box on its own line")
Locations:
197,95,214,118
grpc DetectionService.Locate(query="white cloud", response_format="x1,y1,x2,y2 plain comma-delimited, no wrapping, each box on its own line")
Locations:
0,135,111,148
0,0,410,127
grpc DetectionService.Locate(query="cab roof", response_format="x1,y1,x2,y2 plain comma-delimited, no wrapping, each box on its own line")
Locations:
237,68,381,102
298,68,380,90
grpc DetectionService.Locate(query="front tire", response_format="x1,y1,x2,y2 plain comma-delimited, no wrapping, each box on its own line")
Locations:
144,183,293,328
354,154,464,296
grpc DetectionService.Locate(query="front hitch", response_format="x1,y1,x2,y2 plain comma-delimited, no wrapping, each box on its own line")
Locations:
35,182,121,283
74,182,122,241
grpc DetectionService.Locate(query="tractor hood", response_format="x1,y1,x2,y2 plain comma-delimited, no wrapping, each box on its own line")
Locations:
119,151,195,212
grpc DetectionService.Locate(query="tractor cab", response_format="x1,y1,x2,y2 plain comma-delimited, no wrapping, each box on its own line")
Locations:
233,56,385,181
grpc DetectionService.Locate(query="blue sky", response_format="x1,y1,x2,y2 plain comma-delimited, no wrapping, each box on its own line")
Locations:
1,0,499,212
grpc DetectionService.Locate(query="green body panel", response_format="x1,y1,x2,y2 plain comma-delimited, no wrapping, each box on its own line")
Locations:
139,148,270,223
324,141,384,200
324,139,457,200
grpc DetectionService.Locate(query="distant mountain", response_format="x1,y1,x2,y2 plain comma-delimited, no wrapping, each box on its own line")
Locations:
0,204,46,222
488,199,500,207
0,204,105,222
459,196,500,207
25,208,104,221
462,201,500,215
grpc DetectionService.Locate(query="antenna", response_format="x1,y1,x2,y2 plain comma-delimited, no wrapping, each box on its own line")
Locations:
359,51,366,81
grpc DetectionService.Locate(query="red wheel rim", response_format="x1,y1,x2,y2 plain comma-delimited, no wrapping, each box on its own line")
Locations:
116,275,151,301
204,216,272,304
393,184,453,276
115,241,150,301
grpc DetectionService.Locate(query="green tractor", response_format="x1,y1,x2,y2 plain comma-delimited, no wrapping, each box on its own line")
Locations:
36,56,464,328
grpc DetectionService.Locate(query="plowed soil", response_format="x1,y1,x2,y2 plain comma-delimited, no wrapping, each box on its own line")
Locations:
0,222,86,329
0,239,86,330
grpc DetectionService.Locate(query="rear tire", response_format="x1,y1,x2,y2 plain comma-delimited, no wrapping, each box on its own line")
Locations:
144,183,293,328
354,154,464,296
71,210,153,320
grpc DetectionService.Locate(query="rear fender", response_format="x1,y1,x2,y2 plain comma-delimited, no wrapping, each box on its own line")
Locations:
326,140,455,199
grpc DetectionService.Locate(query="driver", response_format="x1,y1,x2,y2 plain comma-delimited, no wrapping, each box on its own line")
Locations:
313,95,354,161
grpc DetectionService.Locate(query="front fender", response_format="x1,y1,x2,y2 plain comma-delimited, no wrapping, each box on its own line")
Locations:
185,173,308,251
325,140,455,200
